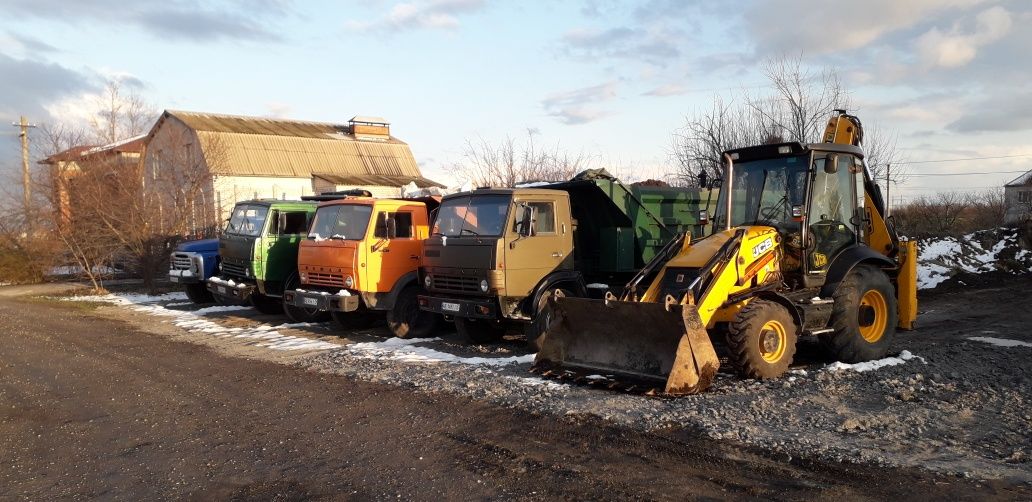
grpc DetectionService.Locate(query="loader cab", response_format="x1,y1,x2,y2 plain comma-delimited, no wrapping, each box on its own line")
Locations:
715,142,866,286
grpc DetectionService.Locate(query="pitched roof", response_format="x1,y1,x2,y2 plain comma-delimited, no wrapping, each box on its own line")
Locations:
1005,169,1032,187
313,173,445,188
40,136,146,164
151,110,430,181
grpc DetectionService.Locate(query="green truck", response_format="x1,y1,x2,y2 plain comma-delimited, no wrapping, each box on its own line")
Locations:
207,199,326,322
417,170,714,345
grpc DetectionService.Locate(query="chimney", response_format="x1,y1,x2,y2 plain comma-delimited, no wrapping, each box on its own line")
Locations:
350,116,390,141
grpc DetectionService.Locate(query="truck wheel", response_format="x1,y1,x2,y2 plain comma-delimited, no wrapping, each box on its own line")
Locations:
184,283,214,304
455,317,506,344
387,286,437,338
727,299,798,380
282,273,330,323
525,288,573,351
251,294,283,315
822,264,897,363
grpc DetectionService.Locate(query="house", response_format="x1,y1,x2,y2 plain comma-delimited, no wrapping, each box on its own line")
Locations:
141,110,443,229
1004,169,1032,224
41,136,147,228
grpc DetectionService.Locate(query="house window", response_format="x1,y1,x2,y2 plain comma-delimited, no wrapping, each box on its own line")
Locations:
1019,191,1032,203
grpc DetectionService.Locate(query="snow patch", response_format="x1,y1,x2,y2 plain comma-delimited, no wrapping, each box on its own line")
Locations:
968,336,1032,348
345,336,534,367
585,283,610,289
825,350,925,372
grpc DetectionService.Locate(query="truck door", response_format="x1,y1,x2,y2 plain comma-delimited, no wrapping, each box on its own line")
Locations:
367,208,421,293
263,209,310,293
504,197,574,298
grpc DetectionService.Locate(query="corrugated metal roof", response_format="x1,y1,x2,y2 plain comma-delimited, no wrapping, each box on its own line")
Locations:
1006,170,1032,187
152,110,435,183
312,173,445,188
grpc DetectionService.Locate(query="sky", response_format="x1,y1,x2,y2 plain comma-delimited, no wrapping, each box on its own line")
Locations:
1,0,1030,203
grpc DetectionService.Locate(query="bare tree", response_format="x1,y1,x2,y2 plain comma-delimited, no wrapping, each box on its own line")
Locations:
672,54,902,188
454,130,595,187
90,79,155,143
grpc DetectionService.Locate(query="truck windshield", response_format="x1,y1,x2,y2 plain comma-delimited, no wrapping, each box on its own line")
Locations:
433,194,510,237
308,204,373,240
225,204,269,236
713,154,809,231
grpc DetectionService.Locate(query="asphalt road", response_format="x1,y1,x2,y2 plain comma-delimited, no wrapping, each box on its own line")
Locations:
0,296,1022,501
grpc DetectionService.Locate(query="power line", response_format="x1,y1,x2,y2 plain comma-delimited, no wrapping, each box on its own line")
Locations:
905,169,1029,177
903,154,1032,165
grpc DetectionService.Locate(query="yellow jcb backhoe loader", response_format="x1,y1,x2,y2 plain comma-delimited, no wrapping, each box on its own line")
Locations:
533,111,918,395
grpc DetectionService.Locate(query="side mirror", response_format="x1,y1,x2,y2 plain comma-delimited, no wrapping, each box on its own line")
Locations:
519,204,535,236
386,215,398,239
277,212,287,234
824,154,840,174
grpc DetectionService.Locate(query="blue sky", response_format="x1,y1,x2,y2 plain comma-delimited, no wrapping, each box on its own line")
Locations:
2,0,1030,201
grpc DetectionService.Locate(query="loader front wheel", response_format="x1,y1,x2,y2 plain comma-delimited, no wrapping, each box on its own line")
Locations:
455,317,506,344
823,264,897,363
727,299,798,380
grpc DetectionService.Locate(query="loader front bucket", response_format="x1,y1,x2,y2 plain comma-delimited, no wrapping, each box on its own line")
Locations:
533,293,719,395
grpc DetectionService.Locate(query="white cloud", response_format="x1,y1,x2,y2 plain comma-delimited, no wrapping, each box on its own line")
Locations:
745,0,988,55
541,82,618,125
915,6,1012,68
345,0,485,32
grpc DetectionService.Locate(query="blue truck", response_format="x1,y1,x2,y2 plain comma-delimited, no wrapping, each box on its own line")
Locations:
168,238,220,304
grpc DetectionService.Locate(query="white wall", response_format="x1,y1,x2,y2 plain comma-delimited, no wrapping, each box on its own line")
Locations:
212,175,314,219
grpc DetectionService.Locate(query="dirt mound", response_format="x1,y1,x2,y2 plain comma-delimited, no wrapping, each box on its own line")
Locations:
917,226,1031,289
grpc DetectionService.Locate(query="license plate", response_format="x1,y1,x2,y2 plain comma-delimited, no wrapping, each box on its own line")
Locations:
218,286,227,294
441,302,460,312
170,276,179,283
303,297,319,306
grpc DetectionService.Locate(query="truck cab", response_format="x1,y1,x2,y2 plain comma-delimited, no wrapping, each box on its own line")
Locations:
168,238,220,304
282,197,440,337
207,199,318,317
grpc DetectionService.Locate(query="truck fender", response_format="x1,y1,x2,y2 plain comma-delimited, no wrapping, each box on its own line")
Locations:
819,245,895,298
380,271,420,311
527,271,587,317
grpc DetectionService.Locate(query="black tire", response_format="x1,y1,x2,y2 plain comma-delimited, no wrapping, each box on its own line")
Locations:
184,283,214,304
525,288,573,351
454,317,506,344
282,273,330,323
387,286,437,338
330,310,381,330
727,299,798,380
251,293,283,315
822,264,897,363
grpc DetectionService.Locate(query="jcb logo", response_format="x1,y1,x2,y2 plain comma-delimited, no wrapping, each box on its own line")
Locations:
813,253,828,268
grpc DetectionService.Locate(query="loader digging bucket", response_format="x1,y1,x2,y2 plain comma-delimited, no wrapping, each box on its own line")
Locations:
533,292,719,395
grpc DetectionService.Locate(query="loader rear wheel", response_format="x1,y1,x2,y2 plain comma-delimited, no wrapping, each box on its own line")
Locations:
455,317,506,344
727,299,798,380
387,286,437,339
184,283,214,304
823,264,897,363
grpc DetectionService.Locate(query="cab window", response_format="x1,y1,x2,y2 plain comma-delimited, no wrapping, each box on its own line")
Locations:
273,211,309,235
512,201,556,235
374,211,414,239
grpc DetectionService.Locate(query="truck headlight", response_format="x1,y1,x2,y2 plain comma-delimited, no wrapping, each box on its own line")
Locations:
344,275,354,288
424,274,432,289
480,279,489,292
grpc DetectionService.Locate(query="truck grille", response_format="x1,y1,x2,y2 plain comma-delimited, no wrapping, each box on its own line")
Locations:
221,261,247,278
307,272,345,288
433,274,481,293
171,253,193,271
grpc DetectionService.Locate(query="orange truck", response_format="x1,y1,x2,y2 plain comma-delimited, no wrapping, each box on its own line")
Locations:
282,195,441,337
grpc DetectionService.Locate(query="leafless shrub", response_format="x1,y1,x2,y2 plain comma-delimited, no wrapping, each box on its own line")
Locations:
453,130,596,187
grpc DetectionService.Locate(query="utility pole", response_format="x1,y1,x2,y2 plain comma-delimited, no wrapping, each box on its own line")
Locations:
12,116,37,227
885,163,891,218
